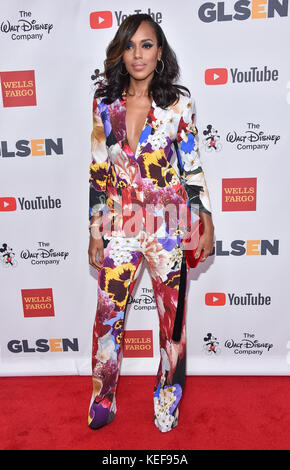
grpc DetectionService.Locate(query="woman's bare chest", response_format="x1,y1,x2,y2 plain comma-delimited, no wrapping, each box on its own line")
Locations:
125,97,153,154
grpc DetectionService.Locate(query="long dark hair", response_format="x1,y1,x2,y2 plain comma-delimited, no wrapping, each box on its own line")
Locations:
92,14,190,108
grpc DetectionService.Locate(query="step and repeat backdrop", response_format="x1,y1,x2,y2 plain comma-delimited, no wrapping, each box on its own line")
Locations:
1,0,290,376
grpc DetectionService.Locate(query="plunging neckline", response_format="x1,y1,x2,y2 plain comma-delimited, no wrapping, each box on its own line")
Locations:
121,88,155,157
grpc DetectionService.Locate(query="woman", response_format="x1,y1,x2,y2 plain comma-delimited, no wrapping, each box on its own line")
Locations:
88,13,214,433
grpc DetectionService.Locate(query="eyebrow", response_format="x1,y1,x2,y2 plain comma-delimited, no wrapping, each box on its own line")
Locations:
128,38,154,43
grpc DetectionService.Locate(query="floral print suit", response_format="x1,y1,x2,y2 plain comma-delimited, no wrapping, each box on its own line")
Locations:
88,83,212,432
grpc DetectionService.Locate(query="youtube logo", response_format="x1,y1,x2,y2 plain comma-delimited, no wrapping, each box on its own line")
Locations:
205,68,228,85
90,11,113,29
205,292,226,306
0,197,16,211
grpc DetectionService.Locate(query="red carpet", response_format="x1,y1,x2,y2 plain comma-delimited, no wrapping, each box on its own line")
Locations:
1,375,290,450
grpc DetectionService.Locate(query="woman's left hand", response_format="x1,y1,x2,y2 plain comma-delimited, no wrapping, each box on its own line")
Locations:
195,212,214,262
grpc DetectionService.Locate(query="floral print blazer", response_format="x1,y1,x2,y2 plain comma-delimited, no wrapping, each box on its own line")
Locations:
89,85,212,235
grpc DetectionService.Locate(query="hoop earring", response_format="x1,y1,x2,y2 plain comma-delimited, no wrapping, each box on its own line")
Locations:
155,59,164,74
120,63,128,76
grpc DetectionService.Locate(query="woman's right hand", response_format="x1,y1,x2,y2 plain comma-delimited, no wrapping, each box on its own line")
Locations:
88,234,104,271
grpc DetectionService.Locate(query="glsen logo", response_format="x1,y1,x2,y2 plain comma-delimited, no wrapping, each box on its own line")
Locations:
21,241,69,266
198,1,288,22
0,70,36,107
205,66,279,85
21,288,55,317
127,287,156,311
123,330,153,357
225,332,273,356
0,197,16,211
205,293,226,306
205,68,228,85
0,139,63,157
212,239,279,256
7,338,79,353
206,292,271,306
90,11,113,29
222,178,257,211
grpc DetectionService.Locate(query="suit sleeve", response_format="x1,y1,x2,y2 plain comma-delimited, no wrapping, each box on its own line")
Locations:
89,96,109,222
176,96,212,216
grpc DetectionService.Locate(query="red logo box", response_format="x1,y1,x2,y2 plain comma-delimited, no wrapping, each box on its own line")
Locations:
222,177,257,211
90,11,113,29
0,197,16,211
123,330,153,357
21,288,55,317
0,70,36,107
205,292,226,306
205,68,228,85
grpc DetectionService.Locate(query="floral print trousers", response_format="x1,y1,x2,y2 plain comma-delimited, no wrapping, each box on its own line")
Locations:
88,185,190,433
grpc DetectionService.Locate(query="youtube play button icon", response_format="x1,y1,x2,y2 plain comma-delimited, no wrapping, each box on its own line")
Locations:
90,11,113,29
205,68,228,85
0,197,16,211
205,292,226,306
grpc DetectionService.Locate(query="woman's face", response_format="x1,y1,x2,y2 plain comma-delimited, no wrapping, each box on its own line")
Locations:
122,21,162,81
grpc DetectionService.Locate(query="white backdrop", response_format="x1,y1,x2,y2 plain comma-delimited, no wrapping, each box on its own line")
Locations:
1,0,290,376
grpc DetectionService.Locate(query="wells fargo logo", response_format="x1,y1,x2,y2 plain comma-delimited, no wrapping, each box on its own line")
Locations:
222,177,257,211
123,330,153,358
0,70,36,107
21,287,54,317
